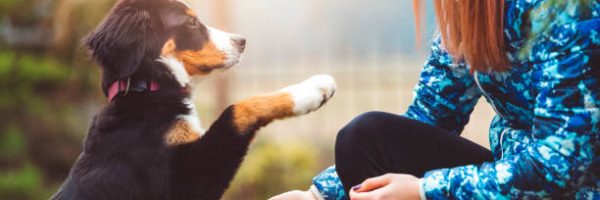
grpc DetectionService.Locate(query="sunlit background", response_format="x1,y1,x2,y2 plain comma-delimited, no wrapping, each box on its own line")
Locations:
0,0,494,199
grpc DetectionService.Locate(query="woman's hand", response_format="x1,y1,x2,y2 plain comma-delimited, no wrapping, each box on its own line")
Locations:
269,190,318,200
350,173,421,200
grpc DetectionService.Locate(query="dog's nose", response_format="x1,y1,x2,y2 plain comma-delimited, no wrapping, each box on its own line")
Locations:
232,35,246,51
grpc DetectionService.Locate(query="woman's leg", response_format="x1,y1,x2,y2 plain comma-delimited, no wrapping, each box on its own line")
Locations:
335,111,493,194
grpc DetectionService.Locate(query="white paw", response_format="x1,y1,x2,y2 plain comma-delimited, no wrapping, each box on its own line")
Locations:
280,74,337,115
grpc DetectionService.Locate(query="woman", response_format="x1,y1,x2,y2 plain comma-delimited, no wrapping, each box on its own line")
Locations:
272,0,599,199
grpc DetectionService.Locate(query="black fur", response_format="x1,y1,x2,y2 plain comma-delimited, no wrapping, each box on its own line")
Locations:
170,106,255,199
53,0,253,199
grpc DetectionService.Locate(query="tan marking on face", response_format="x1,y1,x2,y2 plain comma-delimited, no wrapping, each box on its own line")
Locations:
166,120,200,146
233,92,296,134
161,38,177,56
186,9,197,17
174,42,226,76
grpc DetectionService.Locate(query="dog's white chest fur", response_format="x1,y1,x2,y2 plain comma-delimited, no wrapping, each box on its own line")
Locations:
179,98,205,135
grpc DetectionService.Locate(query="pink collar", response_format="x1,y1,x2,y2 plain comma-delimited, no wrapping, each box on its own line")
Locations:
107,78,160,102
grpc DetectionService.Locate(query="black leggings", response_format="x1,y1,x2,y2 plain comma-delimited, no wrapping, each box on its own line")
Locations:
335,112,494,195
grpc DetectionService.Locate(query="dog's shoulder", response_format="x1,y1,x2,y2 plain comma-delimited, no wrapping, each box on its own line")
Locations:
55,99,187,199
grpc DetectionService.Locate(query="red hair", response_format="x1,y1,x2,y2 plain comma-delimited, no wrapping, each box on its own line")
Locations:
415,0,509,72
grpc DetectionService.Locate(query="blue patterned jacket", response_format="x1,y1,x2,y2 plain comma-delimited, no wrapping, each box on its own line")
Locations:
312,0,600,199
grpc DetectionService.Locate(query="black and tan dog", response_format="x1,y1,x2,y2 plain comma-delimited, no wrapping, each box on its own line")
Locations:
52,0,336,199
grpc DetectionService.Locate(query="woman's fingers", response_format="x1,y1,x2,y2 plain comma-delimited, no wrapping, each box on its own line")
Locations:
349,188,376,200
349,189,373,200
350,184,391,200
353,174,393,192
350,174,421,200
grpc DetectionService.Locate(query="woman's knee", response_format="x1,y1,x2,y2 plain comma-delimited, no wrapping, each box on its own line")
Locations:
335,112,419,152
336,112,391,151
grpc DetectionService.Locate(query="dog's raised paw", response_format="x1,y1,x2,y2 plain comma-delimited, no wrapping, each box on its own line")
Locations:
280,74,337,115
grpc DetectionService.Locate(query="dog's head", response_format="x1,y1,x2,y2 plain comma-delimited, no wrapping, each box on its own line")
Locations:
86,0,246,92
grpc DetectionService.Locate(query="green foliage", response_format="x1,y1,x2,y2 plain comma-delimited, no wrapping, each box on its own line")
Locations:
0,163,53,200
223,140,321,200
0,0,20,13
0,127,53,200
0,50,71,115
16,54,70,83
0,1,112,200
0,0,19,7
0,51,70,83
0,51,13,74
0,126,26,160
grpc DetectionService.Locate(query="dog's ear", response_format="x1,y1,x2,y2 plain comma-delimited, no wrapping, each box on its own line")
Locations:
84,1,160,90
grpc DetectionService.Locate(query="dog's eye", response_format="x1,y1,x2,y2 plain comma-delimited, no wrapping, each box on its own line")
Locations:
187,17,200,28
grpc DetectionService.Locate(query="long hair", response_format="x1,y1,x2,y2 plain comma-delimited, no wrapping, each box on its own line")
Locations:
415,0,509,72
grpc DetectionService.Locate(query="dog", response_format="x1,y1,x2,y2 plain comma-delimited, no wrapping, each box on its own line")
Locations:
51,0,336,199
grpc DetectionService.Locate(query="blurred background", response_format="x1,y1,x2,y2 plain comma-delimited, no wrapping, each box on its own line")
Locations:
0,0,495,199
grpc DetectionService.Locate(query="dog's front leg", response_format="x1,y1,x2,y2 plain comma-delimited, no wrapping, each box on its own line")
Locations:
231,74,336,135
169,75,336,200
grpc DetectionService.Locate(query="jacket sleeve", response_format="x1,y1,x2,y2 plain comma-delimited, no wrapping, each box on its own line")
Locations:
312,36,482,200
404,36,482,135
421,17,600,199
312,166,346,200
